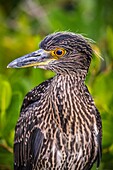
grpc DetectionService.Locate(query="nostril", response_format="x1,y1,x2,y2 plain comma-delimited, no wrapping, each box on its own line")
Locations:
29,52,40,57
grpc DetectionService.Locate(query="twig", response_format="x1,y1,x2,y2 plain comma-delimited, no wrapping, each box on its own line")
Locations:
0,143,13,153
20,0,53,32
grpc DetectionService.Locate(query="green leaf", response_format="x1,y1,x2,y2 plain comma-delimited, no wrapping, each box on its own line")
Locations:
0,80,12,112
4,92,23,146
102,119,113,147
0,80,12,135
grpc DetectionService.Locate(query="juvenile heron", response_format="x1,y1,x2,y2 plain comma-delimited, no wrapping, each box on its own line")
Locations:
7,32,102,170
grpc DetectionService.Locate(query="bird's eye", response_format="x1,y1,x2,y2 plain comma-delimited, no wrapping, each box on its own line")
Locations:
51,48,66,58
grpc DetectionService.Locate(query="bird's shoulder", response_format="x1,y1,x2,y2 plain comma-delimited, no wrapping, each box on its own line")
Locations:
20,77,53,113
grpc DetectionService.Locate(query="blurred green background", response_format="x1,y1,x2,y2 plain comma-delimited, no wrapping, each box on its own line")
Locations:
0,0,113,169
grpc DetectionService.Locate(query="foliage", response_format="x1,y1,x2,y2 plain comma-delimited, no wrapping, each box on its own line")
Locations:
0,0,113,169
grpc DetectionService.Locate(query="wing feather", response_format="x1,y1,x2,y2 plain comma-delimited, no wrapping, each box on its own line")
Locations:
14,78,53,169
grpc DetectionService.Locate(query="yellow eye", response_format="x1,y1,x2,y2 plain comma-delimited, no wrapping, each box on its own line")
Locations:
51,48,66,58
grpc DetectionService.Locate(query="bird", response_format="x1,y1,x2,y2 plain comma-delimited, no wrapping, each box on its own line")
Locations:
7,32,102,170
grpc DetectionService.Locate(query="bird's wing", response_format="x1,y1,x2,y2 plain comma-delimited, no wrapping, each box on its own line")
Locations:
83,85,102,170
14,126,44,170
95,109,102,168
96,130,102,168
14,77,54,170
83,129,102,170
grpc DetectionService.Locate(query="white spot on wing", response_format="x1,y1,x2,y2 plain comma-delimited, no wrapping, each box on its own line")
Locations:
77,147,82,161
52,143,56,156
57,150,62,165
52,143,62,166
94,123,98,136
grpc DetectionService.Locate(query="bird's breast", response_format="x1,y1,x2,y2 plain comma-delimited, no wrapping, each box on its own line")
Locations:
29,75,100,169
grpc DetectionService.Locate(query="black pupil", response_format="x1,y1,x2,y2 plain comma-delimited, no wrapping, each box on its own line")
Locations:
56,50,63,55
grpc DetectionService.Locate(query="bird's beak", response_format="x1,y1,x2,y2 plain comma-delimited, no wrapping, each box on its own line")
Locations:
7,49,55,68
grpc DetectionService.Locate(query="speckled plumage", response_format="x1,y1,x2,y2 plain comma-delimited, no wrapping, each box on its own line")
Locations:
8,32,102,170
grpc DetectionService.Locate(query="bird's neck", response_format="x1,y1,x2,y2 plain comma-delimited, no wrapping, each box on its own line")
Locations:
53,72,87,88
49,73,87,102
45,73,88,130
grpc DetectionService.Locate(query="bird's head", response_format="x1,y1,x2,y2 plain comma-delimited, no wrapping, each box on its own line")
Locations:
7,32,93,75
